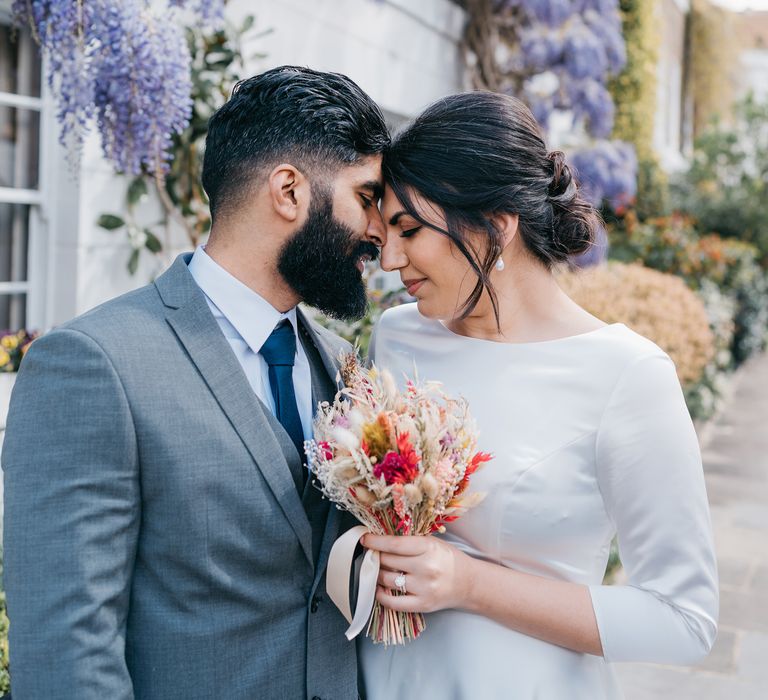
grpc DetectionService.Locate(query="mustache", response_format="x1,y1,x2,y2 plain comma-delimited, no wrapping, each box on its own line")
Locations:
350,240,380,262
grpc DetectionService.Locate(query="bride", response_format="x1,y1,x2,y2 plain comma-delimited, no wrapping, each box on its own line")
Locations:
358,92,718,698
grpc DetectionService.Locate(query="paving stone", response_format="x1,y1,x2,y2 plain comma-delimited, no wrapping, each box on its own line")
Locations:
736,631,768,684
619,353,768,699
732,502,768,531
716,558,752,589
719,588,768,633
697,627,738,674
615,662,765,700
750,563,768,590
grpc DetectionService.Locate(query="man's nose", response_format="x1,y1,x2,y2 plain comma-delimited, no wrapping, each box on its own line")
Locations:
365,208,386,248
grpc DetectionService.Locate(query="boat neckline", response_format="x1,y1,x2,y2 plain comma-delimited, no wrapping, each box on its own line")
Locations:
432,319,626,347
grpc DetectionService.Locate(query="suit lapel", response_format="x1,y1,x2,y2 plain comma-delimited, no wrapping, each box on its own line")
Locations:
156,255,314,568
297,307,345,393
297,309,350,579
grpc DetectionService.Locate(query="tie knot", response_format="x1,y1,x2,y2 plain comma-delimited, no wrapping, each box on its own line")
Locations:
260,319,297,367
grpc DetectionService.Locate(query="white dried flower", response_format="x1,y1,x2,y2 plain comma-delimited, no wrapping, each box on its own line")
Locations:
353,485,377,505
404,483,424,507
348,407,367,431
332,426,360,452
381,369,398,403
420,472,439,500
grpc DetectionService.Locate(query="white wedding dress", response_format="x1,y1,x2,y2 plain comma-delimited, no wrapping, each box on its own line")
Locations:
358,303,718,700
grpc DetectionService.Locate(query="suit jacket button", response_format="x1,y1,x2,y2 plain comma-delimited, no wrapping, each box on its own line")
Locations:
310,594,322,613
311,696,322,700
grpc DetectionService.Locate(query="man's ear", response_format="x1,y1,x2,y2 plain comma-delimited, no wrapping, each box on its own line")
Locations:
268,163,310,222
489,212,519,250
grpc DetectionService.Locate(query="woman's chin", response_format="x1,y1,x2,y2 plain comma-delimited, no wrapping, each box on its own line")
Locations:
414,298,444,320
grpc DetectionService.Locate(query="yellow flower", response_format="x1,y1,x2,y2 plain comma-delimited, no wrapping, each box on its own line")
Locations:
1,335,18,351
0,349,10,369
362,419,390,458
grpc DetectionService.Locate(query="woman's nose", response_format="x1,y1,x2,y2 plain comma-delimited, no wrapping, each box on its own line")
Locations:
380,235,407,272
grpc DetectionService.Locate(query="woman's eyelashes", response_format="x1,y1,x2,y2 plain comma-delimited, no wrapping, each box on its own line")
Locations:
400,226,421,238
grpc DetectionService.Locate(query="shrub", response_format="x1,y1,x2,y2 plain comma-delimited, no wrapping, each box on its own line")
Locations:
671,93,768,265
0,330,38,373
608,214,768,364
312,287,412,357
557,262,715,388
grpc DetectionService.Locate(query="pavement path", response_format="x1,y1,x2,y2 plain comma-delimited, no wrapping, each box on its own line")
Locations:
615,352,768,699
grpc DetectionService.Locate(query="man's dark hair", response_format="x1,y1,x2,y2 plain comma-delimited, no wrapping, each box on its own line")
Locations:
202,65,390,221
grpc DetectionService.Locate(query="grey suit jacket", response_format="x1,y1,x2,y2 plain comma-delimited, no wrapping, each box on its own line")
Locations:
2,254,358,699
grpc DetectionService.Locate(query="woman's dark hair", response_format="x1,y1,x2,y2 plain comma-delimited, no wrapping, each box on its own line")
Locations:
383,91,600,322
203,65,390,221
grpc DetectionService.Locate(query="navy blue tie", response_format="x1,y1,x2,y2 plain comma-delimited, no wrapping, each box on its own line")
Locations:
260,320,306,474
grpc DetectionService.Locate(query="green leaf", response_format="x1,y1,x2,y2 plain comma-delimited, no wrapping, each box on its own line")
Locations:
127,248,140,275
144,230,163,253
97,214,125,231
241,15,255,33
127,177,148,206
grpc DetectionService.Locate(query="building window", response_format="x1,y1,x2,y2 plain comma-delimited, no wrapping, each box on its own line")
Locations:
0,19,42,331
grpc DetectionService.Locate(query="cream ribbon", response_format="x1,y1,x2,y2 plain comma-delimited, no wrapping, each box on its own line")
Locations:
326,525,380,640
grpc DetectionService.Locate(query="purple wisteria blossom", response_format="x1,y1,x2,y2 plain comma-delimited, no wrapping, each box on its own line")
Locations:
511,1,626,135
12,0,224,175
493,0,637,266
571,140,638,210
169,0,225,25
93,2,192,174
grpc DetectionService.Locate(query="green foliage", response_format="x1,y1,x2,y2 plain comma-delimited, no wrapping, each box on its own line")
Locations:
634,156,670,221
609,0,657,154
671,94,768,266
609,0,668,219
609,213,768,418
690,0,739,139
313,287,412,358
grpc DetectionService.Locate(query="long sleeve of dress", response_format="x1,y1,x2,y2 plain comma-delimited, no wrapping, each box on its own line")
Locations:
589,352,719,664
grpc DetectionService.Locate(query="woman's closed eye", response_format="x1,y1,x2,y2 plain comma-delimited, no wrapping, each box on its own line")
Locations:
400,226,421,238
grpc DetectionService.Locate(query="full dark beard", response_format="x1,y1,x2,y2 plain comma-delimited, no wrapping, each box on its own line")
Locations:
277,190,380,321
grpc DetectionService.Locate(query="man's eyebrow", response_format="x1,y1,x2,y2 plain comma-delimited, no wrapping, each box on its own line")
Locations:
358,180,384,200
388,211,407,226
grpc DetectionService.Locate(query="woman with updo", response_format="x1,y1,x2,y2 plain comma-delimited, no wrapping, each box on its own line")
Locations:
358,92,718,699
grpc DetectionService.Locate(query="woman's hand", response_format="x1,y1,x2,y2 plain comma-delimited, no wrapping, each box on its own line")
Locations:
361,533,474,614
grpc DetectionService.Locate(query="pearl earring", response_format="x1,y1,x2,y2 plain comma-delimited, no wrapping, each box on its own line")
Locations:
495,256,505,271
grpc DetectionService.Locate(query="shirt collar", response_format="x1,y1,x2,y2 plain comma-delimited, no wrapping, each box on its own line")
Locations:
188,245,299,355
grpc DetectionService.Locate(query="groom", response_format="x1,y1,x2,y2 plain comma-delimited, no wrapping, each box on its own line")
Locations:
2,66,389,699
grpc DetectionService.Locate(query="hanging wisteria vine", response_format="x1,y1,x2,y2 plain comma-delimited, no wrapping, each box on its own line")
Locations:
463,0,637,219
12,0,224,175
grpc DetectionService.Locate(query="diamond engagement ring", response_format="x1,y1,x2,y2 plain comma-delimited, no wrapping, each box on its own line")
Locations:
394,572,407,594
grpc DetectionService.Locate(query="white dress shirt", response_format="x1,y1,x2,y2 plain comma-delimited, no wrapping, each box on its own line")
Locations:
187,246,313,443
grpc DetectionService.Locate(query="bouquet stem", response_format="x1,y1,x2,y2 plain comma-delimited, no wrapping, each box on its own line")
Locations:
366,596,426,645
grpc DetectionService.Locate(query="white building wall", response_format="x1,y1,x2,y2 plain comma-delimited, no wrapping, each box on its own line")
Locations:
62,0,466,322
739,49,768,100
654,0,690,171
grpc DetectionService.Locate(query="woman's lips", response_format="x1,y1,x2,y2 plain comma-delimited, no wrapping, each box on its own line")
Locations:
403,278,426,295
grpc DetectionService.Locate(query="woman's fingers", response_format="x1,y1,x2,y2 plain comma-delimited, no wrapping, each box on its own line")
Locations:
362,534,429,556
377,567,419,593
375,585,425,613
378,552,419,573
